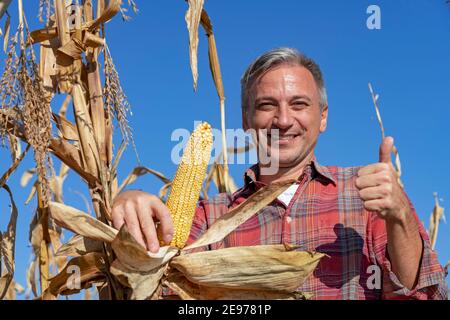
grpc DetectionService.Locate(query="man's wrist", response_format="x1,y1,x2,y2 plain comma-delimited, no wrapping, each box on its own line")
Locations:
385,206,415,231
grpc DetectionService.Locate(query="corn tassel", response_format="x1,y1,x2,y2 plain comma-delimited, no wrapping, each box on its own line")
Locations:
164,122,213,248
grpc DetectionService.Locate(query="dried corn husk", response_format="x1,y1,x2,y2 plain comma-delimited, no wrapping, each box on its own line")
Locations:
110,225,178,300
163,270,312,300
171,245,324,292
111,225,178,273
110,260,166,300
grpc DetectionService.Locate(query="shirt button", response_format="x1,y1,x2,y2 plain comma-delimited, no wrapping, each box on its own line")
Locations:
286,216,292,224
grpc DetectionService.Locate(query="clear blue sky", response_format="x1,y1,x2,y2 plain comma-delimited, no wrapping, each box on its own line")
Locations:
0,0,449,299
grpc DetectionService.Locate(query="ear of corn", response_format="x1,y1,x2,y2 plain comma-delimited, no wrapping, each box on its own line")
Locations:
164,122,213,249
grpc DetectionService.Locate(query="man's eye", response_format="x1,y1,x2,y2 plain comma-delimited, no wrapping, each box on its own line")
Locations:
292,102,308,108
257,103,275,109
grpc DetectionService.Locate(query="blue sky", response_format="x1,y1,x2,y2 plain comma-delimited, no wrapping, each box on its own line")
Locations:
0,0,449,299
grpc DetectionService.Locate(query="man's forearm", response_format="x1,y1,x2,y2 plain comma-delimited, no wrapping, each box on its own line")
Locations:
386,208,423,290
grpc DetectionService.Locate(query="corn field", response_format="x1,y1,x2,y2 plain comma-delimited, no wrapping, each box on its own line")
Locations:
0,0,448,300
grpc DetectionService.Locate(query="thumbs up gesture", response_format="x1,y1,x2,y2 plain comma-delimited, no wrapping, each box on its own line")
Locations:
355,136,410,222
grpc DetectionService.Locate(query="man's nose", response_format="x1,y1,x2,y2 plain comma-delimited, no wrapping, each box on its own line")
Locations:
273,104,294,129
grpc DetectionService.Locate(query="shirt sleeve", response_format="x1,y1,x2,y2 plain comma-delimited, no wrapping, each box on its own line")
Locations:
369,196,448,300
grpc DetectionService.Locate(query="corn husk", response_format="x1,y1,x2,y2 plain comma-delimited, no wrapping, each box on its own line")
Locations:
110,225,178,300
163,270,312,300
171,245,324,292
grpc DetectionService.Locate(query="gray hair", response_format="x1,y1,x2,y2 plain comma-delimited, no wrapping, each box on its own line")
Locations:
240,47,328,113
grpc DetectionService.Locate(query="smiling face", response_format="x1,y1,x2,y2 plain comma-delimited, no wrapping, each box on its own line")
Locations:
243,64,328,169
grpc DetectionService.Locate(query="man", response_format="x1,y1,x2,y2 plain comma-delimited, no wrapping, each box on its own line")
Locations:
112,48,447,299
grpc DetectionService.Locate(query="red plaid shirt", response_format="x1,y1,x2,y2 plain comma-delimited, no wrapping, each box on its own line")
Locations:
185,159,447,300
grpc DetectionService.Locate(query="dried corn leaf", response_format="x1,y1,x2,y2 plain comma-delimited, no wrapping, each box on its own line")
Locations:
84,287,92,300
111,140,127,177
58,37,86,59
163,270,310,300
184,180,295,251
211,162,237,194
47,252,107,296
49,138,99,185
3,14,10,53
39,39,58,93
0,0,12,22
368,82,403,187
83,31,105,48
58,95,72,118
3,280,25,300
20,168,36,187
112,224,178,273
25,258,38,299
56,234,103,257
48,201,117,243
7,134,21,162
54,0,70,46
117,166,171,195
199,9,233,195
171,245,324,292
0,185,19,300
0,145,30,188
50,163,70,204
86,0,121,31
29,27,58,45
24,181,37,205
52,113,79,141
200,10,223,100
29,216,43,253
159,181,172,201
86,49,107,165
185,0,204,91
429,193,445,250
71,83,99,177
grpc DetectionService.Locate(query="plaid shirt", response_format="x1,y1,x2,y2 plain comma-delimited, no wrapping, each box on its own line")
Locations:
184,159,448,300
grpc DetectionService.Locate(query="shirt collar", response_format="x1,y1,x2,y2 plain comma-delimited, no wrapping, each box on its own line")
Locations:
243,157,336,187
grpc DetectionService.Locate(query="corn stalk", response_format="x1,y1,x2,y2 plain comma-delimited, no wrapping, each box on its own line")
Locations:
0,0,139,300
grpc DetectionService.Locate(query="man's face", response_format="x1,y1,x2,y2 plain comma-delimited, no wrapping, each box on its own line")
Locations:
243,64,328,169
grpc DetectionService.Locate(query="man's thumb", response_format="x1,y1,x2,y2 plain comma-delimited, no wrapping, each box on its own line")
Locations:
379,136,394,164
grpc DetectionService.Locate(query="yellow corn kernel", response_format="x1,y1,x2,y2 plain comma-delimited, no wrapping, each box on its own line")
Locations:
165,122,213,249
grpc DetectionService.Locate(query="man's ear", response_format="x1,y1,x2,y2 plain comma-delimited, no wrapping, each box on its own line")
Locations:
319,105,328,133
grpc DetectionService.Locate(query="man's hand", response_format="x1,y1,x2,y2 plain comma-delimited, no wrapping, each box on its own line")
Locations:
111,190,174,252
356,136,423,289
355,136,410,222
